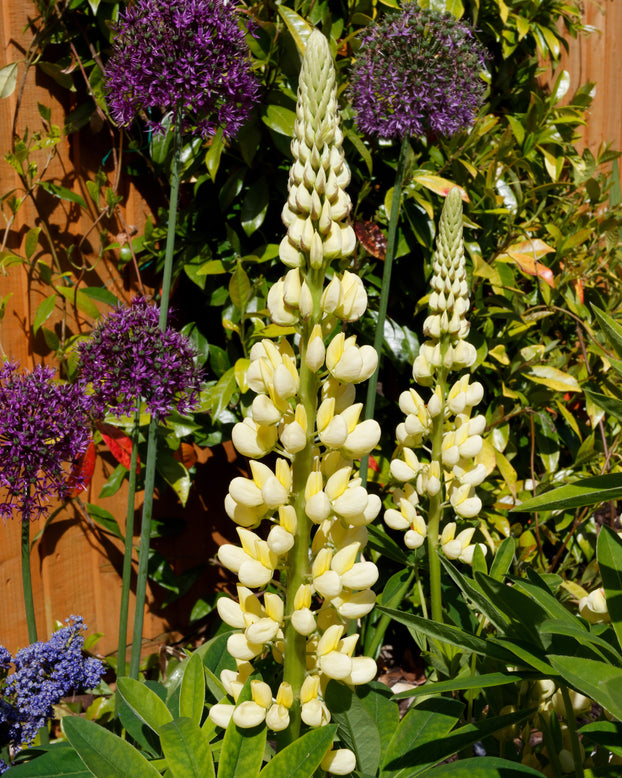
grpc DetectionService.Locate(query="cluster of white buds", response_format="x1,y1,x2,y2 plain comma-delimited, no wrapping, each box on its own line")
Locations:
210,31,378,770
385,188,487,565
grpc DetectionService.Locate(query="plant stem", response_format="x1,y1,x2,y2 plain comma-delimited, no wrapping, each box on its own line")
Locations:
427,365,447,625
281,268,322,744
128,118,182,680
361,135,410,487
21,519,37,643
115,404,141,689
560,684,585,778
21,520,50,745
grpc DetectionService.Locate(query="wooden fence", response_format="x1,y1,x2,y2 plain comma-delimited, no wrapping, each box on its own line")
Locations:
0,0,621,658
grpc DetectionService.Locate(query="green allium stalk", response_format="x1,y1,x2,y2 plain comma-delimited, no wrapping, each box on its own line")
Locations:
210,32,380,771
385,188,488,623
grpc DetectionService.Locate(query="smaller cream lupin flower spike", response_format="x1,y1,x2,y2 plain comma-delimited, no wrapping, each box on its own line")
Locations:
385,188,488,622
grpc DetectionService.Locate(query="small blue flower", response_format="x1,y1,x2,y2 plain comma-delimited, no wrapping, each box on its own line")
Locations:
0,617,105,757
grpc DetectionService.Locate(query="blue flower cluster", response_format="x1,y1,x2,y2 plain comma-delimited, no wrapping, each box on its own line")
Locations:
0,617,104,766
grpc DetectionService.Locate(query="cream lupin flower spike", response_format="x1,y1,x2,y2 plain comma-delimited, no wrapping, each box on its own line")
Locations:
386,188,488,623
212,32,379,756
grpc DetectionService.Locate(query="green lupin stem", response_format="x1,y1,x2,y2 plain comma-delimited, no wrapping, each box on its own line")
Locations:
361,135,410,487
281,281,322,743
115,403,141,687
128,117,182,680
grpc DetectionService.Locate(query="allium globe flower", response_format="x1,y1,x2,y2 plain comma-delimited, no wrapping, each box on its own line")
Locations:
0,617,104,752
77,296,202,421
350,7,488,141
104,0,260,139
0,363,93,523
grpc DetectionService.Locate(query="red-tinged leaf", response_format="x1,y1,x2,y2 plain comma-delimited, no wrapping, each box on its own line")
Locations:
173,442,198,469
64,439,96,498
354,221,387,260
97,422,140,473
369,454,380,473
412,174,470,202
497,240,556,288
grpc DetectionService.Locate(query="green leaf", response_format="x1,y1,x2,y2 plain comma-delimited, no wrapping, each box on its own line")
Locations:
475,573,549,638
393,671,539,699
381,697,463,776
0,62,18,99
441,560,510,633
240,177,269,237
156,449,190,507
259,725,336,778
117,677,174,734
39,181,87,209
229,264,251,309
196,632,236,701
5,743,92,777
489,537,516,581
205,127,225,182
386,707,536,776
179,653,206,725
217,720,266,778
597,526,622,652
548,655,622,720
208,367,237,421
63,716,161,778
422,756,544,776
592,305,622,359
85,503,124,540
277,6,313,53
325,681,381,775
583,386,622,423
580,720,622,757
81,287,119,308
514,473,622,512
261,105,296,138
159,718,215,778
376,607,515,663
357,683,399,766
524,366,581,393
55,286,100,320
25,227,41,260
33,294,56,334
98,463,127,498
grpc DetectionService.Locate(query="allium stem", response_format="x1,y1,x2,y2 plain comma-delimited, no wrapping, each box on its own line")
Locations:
129,116,182,679
116,404,141,688
21,519,37,644
361,136,410,486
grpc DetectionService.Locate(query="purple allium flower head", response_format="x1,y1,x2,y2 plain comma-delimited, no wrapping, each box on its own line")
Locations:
0,617,104,752
349,6,488,141
77,296,202,421
104,0,260,139
0,363,93,523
